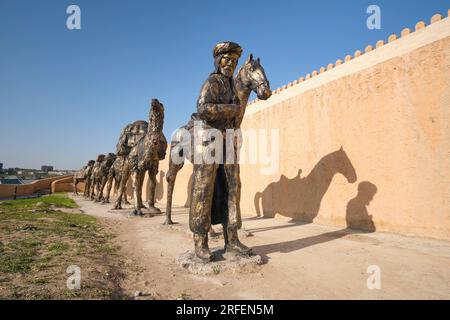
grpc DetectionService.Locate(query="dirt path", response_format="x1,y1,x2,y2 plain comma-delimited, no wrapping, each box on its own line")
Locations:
71,195,450,300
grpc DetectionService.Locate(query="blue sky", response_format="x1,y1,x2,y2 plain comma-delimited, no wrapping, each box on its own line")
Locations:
0,0,448,169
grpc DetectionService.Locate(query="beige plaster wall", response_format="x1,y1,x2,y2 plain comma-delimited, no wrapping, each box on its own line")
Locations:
51,176,82,193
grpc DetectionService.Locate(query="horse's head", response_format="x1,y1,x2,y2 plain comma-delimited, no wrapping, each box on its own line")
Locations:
333,147,357,183
237,54,272,100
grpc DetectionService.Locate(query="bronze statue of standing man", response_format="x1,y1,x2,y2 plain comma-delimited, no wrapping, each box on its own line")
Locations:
189,41,251,261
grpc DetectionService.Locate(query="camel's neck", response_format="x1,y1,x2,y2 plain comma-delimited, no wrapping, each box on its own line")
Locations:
147,110,163,137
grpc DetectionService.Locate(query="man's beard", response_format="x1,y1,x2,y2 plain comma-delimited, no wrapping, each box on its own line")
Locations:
221,68,233,78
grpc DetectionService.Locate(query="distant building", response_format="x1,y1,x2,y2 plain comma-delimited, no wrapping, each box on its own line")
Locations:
41,165,54,172
48,171,65,176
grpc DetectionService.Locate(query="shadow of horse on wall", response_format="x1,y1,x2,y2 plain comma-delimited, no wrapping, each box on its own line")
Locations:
254,147,357,222
251,180,378,257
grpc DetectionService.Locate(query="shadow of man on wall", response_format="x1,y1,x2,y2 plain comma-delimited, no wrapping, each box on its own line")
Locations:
346,181,377,232
254,147,357,222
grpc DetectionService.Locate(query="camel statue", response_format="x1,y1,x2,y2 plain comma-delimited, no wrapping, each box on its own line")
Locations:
73,160,95,195
164,54,272,225
82,160,96,198
113,99,165,216
88,154,105,200
103,156,128,204
105,121,167,208
102,120,148,205
92,152,116,202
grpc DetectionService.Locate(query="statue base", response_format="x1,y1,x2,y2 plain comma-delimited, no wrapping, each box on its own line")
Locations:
176,248,263,275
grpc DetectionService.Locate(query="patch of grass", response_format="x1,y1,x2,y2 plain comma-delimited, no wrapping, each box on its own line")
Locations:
63,289,81,299
212,265,221,275
28,278,49,285
0,240,42,273
46,242,69,254
0,193,127,299
0,193,77,210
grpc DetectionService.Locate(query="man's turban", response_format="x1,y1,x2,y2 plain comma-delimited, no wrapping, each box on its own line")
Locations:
213,41,242,58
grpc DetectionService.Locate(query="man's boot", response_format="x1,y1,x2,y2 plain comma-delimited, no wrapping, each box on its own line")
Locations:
224,225,252,256
194,233,213,262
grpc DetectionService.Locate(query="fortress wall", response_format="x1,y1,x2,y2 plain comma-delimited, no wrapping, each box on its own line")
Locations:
151,13,450,240
140,159,193,208
238,15,450,240
51,176,80,193
0,175,74,199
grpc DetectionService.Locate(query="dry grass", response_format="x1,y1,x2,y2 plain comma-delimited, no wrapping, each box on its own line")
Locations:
0,193,129,299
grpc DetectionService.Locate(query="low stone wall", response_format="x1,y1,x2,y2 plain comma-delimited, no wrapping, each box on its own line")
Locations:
0,175,74,199
51,176,82,193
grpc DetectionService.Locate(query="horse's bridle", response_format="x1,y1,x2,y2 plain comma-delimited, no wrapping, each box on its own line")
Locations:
245,66,268,91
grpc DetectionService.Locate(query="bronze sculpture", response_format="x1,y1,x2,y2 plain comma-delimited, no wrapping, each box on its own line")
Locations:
103,120,148,205
164,45,272,229
167,42,272,261
103,156,129,204
89,154,106,200
92,152,116,202
73,160,95,195
73,166,87,195
113,99,166,216
89,153,116,202
83,160,96,198
86,155,105,199
147,133,167,211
